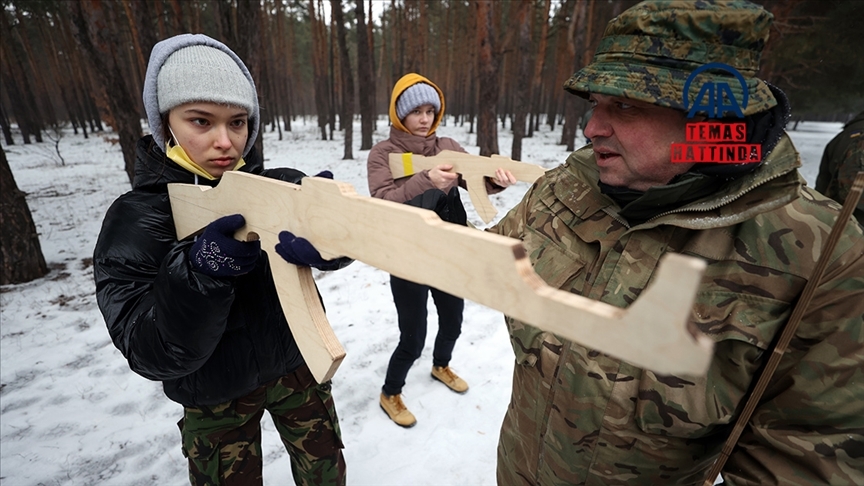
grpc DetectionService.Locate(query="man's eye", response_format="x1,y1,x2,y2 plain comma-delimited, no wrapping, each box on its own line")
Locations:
617,102,633,109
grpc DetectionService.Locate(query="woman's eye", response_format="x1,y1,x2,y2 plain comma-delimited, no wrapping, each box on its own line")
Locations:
191,118,209,126
231,119,247,128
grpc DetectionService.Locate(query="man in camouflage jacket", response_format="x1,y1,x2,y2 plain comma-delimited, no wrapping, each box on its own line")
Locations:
491,1,864,485
816,111,864,223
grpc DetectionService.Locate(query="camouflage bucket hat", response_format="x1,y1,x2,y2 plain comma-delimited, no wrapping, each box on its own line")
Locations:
564,0,777,116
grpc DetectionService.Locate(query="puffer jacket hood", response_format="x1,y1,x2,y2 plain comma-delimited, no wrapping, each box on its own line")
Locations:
389,73,445,136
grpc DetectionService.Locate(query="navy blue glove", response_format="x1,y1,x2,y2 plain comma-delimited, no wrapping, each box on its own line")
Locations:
275,231,352,271
261,168,333,184
261,167,306,184
189,214,260,277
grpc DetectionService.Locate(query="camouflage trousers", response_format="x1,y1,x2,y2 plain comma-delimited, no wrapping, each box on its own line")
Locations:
178,364,346,486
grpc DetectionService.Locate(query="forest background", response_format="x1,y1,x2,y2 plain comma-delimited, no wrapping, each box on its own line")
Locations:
2,0,864,285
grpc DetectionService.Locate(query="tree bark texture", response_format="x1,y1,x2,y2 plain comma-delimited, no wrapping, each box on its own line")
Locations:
475,0,499,156
356,0,375,150
0,145,48,285
67,0,142,185
331,0,354,159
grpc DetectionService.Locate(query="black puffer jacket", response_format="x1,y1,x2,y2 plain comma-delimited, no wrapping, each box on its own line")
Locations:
94,135,308,407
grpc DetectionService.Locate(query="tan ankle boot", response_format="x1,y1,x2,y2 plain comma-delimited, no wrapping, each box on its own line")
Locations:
380,393,417,427
431,366,469,393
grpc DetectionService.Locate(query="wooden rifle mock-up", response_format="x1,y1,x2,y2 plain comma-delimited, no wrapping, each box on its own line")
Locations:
169,167,714,384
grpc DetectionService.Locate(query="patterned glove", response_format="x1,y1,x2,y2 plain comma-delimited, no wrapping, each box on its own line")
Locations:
275,231,352,271
189,214,260,277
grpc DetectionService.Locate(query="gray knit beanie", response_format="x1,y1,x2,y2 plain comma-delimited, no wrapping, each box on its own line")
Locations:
143,34,259,157
396,83,441,120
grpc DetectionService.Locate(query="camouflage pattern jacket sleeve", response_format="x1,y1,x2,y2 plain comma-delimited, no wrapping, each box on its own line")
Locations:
491,134,864,486
815,112,864,223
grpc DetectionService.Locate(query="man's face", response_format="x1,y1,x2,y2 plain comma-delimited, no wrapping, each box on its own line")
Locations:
584,94,694,191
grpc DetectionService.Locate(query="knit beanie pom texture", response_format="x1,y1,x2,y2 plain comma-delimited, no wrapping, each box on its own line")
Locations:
396,83,441,120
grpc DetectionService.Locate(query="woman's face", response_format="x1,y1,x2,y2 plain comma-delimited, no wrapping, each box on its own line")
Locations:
167,102,249,178
402,103,437,137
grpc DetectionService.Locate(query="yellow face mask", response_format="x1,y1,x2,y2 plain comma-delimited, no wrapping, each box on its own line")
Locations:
166,127,245,181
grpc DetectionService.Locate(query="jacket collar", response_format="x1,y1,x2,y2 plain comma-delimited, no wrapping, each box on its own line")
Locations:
132,135,263,191
386,125,439,155
553,133,803,230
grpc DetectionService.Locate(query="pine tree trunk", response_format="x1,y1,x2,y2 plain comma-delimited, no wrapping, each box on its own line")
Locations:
528,0,552,138
0,104,14,146
309,0,331,140
237,0,265,158
331,0,354,159
475,0,499,156
67,0,142,185
561,0,588,151
0,145,48,285
510,0,532,161
356,0,375,150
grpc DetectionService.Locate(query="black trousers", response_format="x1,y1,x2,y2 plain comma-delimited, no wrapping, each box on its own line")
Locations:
382,275,464,396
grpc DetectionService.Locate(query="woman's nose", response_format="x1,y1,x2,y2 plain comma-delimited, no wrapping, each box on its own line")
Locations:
213,125,232,149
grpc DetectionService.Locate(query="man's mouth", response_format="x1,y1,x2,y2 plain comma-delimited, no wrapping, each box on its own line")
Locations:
595,149,620,165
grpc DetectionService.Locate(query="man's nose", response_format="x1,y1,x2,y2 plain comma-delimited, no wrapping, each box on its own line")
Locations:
583,111,610,139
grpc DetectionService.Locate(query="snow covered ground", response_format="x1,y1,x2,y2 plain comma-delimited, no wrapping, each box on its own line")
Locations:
0,117,842,486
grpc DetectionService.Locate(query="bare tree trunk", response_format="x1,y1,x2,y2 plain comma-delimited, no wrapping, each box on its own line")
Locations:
0,105,14,146
475,0,499,156
560,0,588,151
14,8,57,129
0,145,48,285
1,11,42,144
236,0,265,158
528,0,552,138
367,0,377,122
356,0,375,150
67,0,142,184
510,0,532,161
308,0,331,140
328,14,336,140
332,0,354,159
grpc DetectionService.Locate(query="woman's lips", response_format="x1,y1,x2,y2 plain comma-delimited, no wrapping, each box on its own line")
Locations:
211,157,235,167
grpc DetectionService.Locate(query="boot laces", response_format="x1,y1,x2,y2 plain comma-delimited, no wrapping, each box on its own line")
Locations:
390,394,407,413
439,366,458,383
